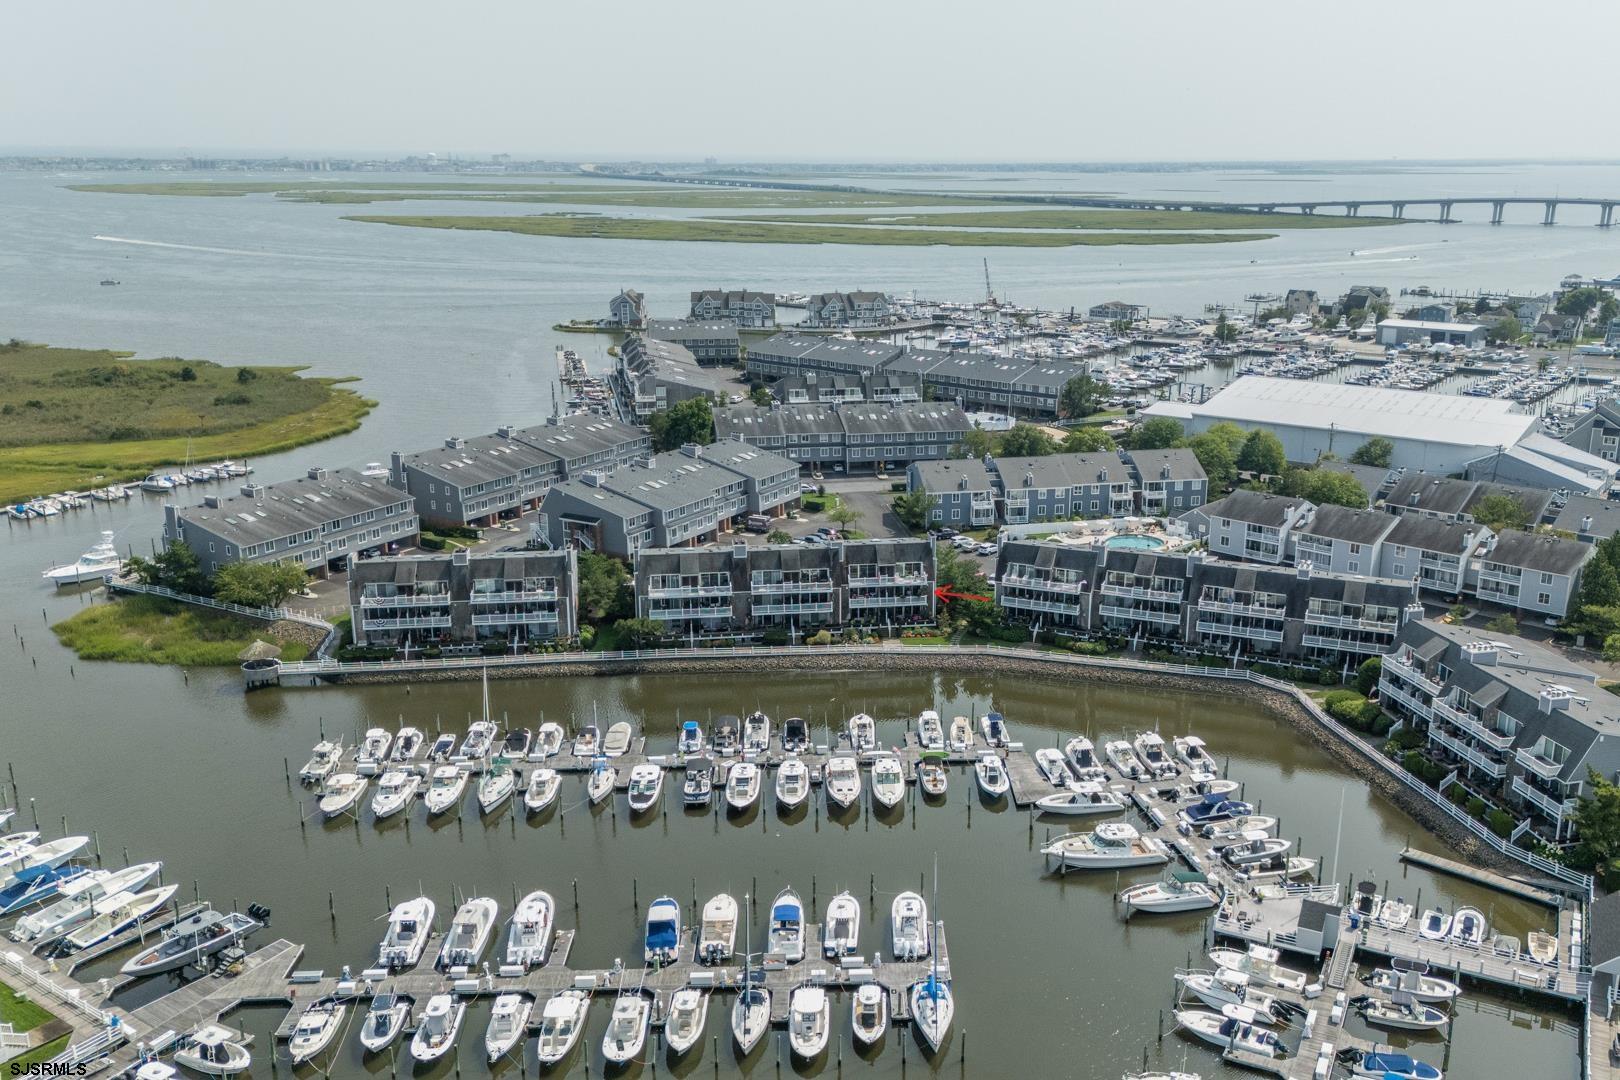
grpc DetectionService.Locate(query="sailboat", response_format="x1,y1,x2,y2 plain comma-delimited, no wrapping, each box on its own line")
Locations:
731,892,771,1053
909,857,953,1052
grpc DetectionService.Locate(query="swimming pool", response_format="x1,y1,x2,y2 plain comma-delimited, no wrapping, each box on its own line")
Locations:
1103,534,1166,550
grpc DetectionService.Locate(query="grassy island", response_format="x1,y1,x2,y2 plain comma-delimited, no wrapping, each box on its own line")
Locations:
0,342,373,503
51,596,312,666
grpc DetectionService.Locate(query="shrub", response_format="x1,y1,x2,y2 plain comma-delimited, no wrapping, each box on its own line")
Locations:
1446,783,1469,806
1354,657,1382,696
1068,640,1111,656
578,625,595,649
213,392,252,406
1323,689,1359,709
418,535,447,551
1487,809,1515,838
1465,796,1487,820
480,642,507,655
1387,726,1423,751
808,629,833,646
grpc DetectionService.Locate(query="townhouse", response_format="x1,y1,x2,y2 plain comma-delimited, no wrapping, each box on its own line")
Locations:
1293,504,1399,576
1198,491,1314,565
907,460,998,529
1379,620,1620,844
1474,530,1595,619
689,289,775,328
714,401,971,473
1384,474,1552,526
744,334,903,381
616,335,743,421
801,291,892,328
608,288,647,328
632,539,935,637
1559,401,1620,464
348,548,578,649
770,370,923,405
908,450,1208,527
1549,495,1620,542
1377,514,1489,597
645,318,742,365
164,467,418,577
1123,449,1209,516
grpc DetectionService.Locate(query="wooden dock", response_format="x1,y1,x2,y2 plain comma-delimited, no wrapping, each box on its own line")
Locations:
1399,846,1564,907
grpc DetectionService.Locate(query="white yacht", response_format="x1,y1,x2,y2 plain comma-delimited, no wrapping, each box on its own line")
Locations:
916,710,945,751
1034,748,1071,786
299,740,343,783
627,763,664,814
410,994,466,1063
677,720,705,755
850,983,888,1046
603,721,634,757
587,761,617,805
532,722,565,759
870,753,906,808
458,719,497,761
423,765,468,815
821,891,860,957
1173,735,1219,777
534,990,589,1065
726,761,762,811
1132,732,1179,778
974,752,1009,797
910,974,953,1053
287,999,346,1065
505,890,555,968
437,896,498,970
917,757,948,797
824,756,861,809
572,724,599,758
475,756,516,814
1174,1008,1284,1058
1104,740,1146,780
370,770,420,819
378,896,435,970
775,756,810,809
1378,897,1415,931
318,773,368,818
891,891,929,960
62,884,178,952
43,531,122,586
1120,870,1222,914
1064,736,1107,782
683,761,714,806
1450,906,1487,946
355,728,393,774
980,712,1010,747
1041,822,1169,870
1174,969,1282,1022
698,892,739,963
0,834,86,884
947,716,974,753
391,727,425,763
174,1024,252,1075
1035,782,1125,816
1200,814,1277,841
1217,834,1292,868
768,888,805,962
743,711,770,753
664,987,709,1055
644,895,681,965
788,986,830,1059
9,860,160,943
1207,945,1307,992
1418,908,1452,940
848,713,877,752
523,768,560,814
357,994,411,1054
1366,966,1461,1003
601,991,651,1065
483,993,532,1062
1356,995,1448,1031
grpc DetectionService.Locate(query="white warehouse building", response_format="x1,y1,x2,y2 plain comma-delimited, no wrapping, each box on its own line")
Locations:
1144,375,1540,473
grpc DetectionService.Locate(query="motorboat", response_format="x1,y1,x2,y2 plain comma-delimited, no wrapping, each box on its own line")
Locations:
1035,782,1125,816
437,896,498,969
769,888,805,962
1350,881,1382,922
726,761,762,811
974,752,1010,798
980,711,1009,747
782,716,809,753
572,724,599,758
370,770,421,818
626,763,664,814
871,753,907,808
1449,906,1487,946
1366,965,1461,1003
1170,777,1240,801
410,994,466,1063
427,733,456,762
1200,815,1277,841
505,890,555,968
1418,908,1452,941
534,990,589,1065
355,727,393,773
121,907,260,978
1207,945,1306,992
848,713,877,752
358,994,411,1053
1378,897,1415,931
288,999,347,1065
580,759,613,804
1042,823,1169,870
917,756,948,797
458,719,498,761
1120,871,1221,915
683,760,714,806
743,710,770,753
1174,969,1283,1022
1189,796,1258,827
500,728,531,760
1234,856,1317,884
644,895,681,965
678,720,705,755
483,993,532,1062
138,473,180,494
1354,995,1449,1031
1527,930,1559,964
788,986,831,1059
318,773,368,818
1133,732,1179,778
891,891,929,959
523,768,560,814
824,756,861,808
1065,737,1106,782
533,722,565,759
698,892,738,963
423,765,468,815
947,716,974,753
732,985,771,1053
0,864,89,916
1346,1050,1443,1079
1104,739,1146,780
603,721,633,757
713,715,740,755
822,891,860,957
391,726,425,763
916,709,945,751
1173,734,1219,777
43,531,122,586
910,974,954,1052
664,987,709,1055
61,884,178,952
1174,1008,1284,1058
299,740,343,783
851,983,888,1045
9,860,161,942
1034,748,1071,786
775,756,809,809
601,991,651,1065
175,1024,252,1075
1216,833,1291,868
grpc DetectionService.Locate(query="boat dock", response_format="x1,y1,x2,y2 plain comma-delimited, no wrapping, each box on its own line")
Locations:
1398,845,1564,907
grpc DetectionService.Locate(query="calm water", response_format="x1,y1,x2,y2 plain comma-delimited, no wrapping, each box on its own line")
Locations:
0,163,1605,1075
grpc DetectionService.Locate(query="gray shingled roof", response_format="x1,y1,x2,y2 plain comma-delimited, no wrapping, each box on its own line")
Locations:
1385,514,1485,555
1202,489,1309,528
1485,531,1596,576
911,459,995,492
1300,504,1400,546
1386,474,1477,516
1550,495,1620,540
1124,448,1207,484
176,468,408,545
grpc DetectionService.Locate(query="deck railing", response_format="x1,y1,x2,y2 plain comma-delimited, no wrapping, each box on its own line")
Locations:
108,578,333,630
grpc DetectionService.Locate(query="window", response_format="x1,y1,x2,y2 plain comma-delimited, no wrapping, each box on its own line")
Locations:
1540,572,1554,585
1393,563,1405,576
1393,546,1406,558
1348,543,1362,555
1219,535,1230,548
1538,592,1552,606
1348,561,1359,574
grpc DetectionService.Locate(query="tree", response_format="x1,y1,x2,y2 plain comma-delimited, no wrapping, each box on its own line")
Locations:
612,617,665,649
765,529,793,545
1470,493,1529,532
1185,431,1237,491
647,397,714,452
1486,316,1523,344
1348,437,1394,468
1236,429,1286,477
1575,555,1620,613
828,503,863,535
1600,295,1619,328
1203,422,1249,461
1127,416,1184,450
1603,634,1620,666
891,490,938,532
1213,313,1239,344
1058,374,1106,420
1571,768,1620,872
212,561,307,608
1369,301,1391,323
1061,426,1116,453
749,384,772,406
1109,319,1135,334
1484,612,1518,635
951,427,994,460
998,423,1058,458
1453,299,1476,316
1279,468,1368,509
577,552,630,623
1557,286,1604,318
126,540,210,595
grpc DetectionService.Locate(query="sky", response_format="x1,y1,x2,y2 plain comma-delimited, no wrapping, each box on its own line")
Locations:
5,0,1617,162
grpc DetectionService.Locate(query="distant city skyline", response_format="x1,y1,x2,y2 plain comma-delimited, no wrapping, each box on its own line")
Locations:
7,0,1611,162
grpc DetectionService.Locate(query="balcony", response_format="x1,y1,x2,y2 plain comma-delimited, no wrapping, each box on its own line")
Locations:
1001,574,1087,594
1199,598,1287,619
649,606,734,623
362,615,452,631
1384,655,1442,696
1475,581,1521,603
849,594,931,610
849,572,930,587
470,588,558,604
1379,677,1432,719
1002,594,1086,616
472,611,558,626
1302,633,1388,655
647,584,734,599
1100,583,1182,602
1428,727,1508,779
1511,775,1577,820
1196,620,1284,643
1304,611,1399,633
751,581,833,595
1514,748,1567,781
1479,566,1523,587
1098,604,1181,625
1431,698,1515,751
750,601,836,616
360,592,449,608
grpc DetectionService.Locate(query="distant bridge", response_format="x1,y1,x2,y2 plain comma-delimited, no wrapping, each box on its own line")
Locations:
585,170,1620,226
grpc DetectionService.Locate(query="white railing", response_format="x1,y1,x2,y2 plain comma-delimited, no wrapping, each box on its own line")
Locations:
1304,611,1400,633
1001,595,1086,616
1384,655,1443,695
1512,775,1576,820
1431,697,1516,751
1515,748,1567,781
999,575,1087,594
1099,583,1182,602
1097,604,1181,625
360,592,449,608
470,611,558,626
1196,620,1285,643
1198,598,1287,619
1301,633,1388,654
848,595,930,609
648,605,735,621
470,589,558,604
750,581,834,595
362,615,452,631
1427,726,1508,779
2,951,110,1026
750,602,836,616
646,585,733,599
110,579,332,629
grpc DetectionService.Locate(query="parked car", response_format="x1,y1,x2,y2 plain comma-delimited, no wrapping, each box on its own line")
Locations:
975,542,998,556
933,528,958,539
800,535,826,546
952,536,977,551
815,527,840,540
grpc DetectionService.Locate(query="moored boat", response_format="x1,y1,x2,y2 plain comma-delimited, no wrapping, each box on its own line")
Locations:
423,765,468,815
533,722,565,759
534,990,589,1065
644,895,681,965
916,710,945,751
1120,871,1222,915
980,711,1009,747
410,994,466,1063
299,740,343,783
768,888,805,962
821,891,860,957
1353,994,1449,1031
175,1024,252,1075
917,755,948,797
1449,906,1487,946
60,884,178,953
1173,734,1218,776
437,896,498,970
358,994,411,1054
1104,739,1146,780
848,713,876,752
1041,822,1169,870
871,752,907,808
698,892,738,963
947,715,974,753
1035,782,1125,816
523,768,560,814
974,752,1009,798
743,711,770,753
601,991,651,1065
626,763,663,814
1064,736,1106,782
1173,1008,1284,1058
891,891,929,960
788,986,831,1059
683,760,714,806
910,974,953,1052
317,774,368,818
664,987,709,1055
776,756,810,809
1347,1050,1443,1080
121,907,261,978
43,531,123,587
483,993,532,1062
726,761,762,811
603,721,633,757
851,983,888,1045
287,999,346,1065
505,890,555,968
370,770,421,819
824,756,861,809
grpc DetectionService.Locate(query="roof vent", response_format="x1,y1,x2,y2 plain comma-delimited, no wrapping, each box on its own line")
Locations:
1161,464,1172,479
1297,560,1311,580
681,444,703,459
307,466,328,481
582,472,604,488
1023,471,1034,488
1539,685,1581,713
241,483,264,500
1408,491,1419,505
643,456,657,469
1462,640,1498,666
958,476,968,491
1582,515,1594,533
203,495,221,509
497,425,515,438
445,436,465,450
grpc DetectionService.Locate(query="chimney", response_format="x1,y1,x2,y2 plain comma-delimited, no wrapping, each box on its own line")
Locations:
642,455,657,469
1097,469,1108,483
1538,685,1576,714
958,476,968,491
452,547,470,567
545,415,560,427
497,425,515,438
1462,640,1498,666
1023,471,1034,488
1408,492,1419,506
240,483,264,500
1297,560,1311,580
582,472,603,488
307,466,328,481
203,495,221,509
681,444,703,459
445,436,465,450
1161,464,1171,480
1582,515,1594,533
732,542,749,560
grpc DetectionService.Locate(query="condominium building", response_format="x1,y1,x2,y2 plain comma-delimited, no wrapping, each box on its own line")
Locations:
745,334,903,380
715,401,971,473
1474,531,1595,619
770,370,923,405
1384,474,1552,526
907,460,998,529
801,291,892,328
348,548,578,648
616,335,744,421
646,318,742,365
1198,491,1314,565
689,289,775,328
909,450,1206,527
608,289,647,328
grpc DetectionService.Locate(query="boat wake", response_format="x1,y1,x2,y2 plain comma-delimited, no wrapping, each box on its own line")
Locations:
92,235,314,260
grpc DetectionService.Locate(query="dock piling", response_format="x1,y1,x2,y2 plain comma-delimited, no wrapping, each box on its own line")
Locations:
572,879,579,912
328,891,335,922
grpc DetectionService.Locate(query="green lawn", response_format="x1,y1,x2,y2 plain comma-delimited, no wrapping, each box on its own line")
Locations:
4,1033,69,1070
898,635,951,646
0,979,55,1033
52,596,312,666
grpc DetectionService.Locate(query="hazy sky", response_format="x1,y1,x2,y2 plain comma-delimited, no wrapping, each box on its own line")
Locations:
7,0,1615,161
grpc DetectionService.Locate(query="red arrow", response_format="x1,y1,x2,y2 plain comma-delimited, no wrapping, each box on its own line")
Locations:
934,586,992,603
